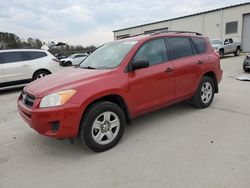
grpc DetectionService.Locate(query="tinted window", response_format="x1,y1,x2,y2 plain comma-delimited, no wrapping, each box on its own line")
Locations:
168,37,194,59
2,52,25,63
134,39,167,66
23,51,47,61
192,37,207,54
229,38,233,43
0,53,3,64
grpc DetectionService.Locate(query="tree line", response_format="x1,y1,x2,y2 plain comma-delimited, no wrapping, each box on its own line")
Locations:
0,31,97,56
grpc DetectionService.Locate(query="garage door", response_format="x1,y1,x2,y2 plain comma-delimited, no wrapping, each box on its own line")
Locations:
242,14,250,52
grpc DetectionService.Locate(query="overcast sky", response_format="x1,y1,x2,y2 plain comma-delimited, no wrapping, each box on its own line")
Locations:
0,0,248,46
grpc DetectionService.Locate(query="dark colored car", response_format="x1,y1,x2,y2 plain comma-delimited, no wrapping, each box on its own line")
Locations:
243,55,250,72
18,31,223,152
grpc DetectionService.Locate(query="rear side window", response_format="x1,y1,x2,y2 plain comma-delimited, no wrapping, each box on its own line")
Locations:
134,39,168,66
167,37,194,60
191,37,207,54
23,51,47,61
1,52,25,63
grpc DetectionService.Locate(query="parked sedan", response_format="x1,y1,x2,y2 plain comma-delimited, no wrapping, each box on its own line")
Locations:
243,55,250,72
60,53,87,66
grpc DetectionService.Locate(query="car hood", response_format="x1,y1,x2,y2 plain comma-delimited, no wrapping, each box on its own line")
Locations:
25,67,112,98
211,44,221,48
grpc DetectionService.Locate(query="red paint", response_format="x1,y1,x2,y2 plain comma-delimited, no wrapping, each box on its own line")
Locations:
18,34,223,138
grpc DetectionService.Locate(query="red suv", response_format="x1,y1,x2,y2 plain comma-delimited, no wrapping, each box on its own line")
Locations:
18,32,223,152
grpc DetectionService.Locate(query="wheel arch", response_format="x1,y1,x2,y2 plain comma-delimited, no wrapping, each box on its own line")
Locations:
79,94,132,134
202,71,218,93
32,69,51,80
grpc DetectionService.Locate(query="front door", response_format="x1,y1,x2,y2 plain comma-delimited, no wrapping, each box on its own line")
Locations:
128,38,175,114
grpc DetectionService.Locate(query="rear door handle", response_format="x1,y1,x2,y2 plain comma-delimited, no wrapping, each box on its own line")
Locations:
165,67,174,72
197,60,204,65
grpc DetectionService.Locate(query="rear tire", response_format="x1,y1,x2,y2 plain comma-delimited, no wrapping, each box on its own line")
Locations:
191,76,215,108
80,101,125,152
33,70,50,80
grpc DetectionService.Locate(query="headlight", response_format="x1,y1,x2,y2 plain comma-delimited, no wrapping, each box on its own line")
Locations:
40,89,76,108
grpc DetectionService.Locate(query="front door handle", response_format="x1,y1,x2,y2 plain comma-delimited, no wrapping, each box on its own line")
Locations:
165,67,174,72
197,60,204,65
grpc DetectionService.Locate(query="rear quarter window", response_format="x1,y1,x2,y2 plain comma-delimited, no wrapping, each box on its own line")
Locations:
23,51,47,61
191,37,207,54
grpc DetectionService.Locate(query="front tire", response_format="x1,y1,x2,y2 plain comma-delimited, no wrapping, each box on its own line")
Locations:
234,48,240,56
80,101,125,152
65,61,72,66
191,76,215,108
219,50,224,59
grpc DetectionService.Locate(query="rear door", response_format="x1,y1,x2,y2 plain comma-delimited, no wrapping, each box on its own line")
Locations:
2,51,31,82
228,38,236,52
128,38,175,114
167,37,202,99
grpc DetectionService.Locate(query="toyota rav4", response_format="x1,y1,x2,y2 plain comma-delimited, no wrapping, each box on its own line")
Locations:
18,32,223,152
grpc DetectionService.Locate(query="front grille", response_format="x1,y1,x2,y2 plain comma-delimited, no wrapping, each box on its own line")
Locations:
22,92,36,108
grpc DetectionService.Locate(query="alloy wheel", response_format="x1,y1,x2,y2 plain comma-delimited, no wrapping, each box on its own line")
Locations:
91,111,120,145
201,82,212,104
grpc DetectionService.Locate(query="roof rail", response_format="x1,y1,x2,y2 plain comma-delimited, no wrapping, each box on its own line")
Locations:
151,30,202,36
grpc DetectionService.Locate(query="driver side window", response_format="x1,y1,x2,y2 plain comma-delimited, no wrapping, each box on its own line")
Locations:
134,39,168,66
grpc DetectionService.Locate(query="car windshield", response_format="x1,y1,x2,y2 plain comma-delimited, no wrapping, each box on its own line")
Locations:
210,39,222,45
67,54,75,58
80,40,138,69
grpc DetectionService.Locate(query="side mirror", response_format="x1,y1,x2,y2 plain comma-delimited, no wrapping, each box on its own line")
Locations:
131,58,149,71
224,41,229,45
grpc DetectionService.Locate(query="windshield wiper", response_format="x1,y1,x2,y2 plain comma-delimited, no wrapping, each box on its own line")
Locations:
81,66,96,69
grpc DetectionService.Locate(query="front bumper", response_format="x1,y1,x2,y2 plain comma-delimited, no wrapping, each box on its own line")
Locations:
18,95,83,138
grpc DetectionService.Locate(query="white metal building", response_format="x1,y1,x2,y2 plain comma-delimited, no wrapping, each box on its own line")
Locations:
113,2,250,52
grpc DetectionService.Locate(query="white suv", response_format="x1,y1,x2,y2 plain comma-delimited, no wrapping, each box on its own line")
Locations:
0,49,61,87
